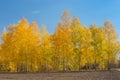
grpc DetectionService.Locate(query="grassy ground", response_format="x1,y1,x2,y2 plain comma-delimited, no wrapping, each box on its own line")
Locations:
0,70,120,80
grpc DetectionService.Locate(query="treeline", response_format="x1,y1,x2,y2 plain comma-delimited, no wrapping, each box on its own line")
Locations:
0,11,120,72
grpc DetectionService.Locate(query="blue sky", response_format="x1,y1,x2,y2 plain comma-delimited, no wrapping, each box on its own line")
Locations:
0,0,120,40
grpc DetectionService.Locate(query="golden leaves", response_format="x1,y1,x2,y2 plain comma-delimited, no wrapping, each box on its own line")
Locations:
0,12,119,72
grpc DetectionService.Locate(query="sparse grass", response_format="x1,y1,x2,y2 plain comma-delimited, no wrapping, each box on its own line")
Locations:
0,70,119,80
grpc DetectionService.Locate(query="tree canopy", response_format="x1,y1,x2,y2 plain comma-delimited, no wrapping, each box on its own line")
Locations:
0,11,120,72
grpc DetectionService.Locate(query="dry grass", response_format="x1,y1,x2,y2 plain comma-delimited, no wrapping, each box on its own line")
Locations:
0,70,120,80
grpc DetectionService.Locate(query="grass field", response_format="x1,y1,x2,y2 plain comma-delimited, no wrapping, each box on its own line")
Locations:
0,70,120,80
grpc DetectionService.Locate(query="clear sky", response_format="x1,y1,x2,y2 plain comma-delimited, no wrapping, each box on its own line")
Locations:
0,0,120,40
